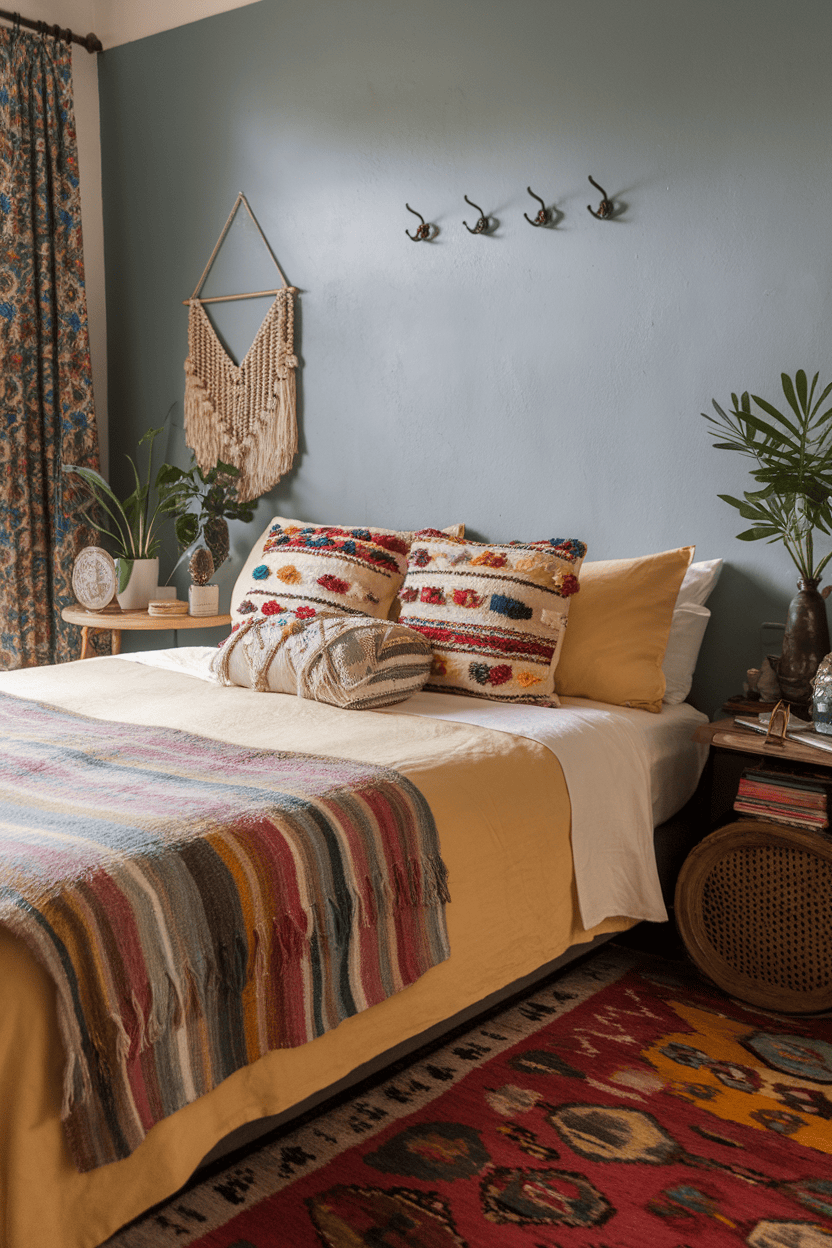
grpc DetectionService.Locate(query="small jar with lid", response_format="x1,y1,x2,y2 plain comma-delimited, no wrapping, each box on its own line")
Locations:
811,653,832,735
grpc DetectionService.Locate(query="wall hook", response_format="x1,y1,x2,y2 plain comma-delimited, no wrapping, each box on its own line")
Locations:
587,176,614,220
523,186,550,227
405,203,434,242
463,195,490,234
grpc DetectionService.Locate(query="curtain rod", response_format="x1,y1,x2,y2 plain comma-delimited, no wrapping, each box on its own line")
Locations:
0,8,102,52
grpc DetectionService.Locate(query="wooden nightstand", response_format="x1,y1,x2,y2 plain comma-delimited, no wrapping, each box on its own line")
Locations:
675,717,832,1013
62,606,231,659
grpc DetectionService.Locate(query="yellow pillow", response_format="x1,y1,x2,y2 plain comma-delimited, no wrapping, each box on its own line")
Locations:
554,545,695,712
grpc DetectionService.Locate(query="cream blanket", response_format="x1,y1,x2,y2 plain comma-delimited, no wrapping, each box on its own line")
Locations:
120,648,708,928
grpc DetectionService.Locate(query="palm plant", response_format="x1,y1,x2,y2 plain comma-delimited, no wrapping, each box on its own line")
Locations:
704,370,832,584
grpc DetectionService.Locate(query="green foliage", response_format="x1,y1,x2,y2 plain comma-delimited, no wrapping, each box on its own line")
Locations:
65,432,258,579
157,456,256,569
63,426,169,562
704,370,832,582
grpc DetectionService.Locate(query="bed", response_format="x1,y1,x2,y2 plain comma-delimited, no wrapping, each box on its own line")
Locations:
0,651,706,1248
0,530,718,1248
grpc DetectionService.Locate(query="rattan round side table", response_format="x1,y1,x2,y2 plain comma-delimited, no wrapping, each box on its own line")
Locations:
675,818,832,1014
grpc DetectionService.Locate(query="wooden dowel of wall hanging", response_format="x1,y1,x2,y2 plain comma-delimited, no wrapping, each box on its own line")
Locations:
181,287,295,306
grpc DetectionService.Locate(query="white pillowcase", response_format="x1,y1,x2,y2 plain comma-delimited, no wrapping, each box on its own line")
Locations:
660,559,721,705
662,602,711,705
676,558,723,608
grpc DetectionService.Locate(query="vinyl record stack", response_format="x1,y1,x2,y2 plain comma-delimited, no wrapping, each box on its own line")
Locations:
734,766,830,832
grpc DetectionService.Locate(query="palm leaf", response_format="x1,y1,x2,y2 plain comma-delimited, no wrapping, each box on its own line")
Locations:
791,371,809,418
747,397,802,442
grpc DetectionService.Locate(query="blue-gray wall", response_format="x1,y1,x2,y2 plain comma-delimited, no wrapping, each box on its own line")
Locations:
98,0,832,714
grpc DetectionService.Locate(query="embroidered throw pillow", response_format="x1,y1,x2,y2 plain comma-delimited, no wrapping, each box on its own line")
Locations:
231,517,464,625
397,530,587,706
231,521,411,624
212,612,433,710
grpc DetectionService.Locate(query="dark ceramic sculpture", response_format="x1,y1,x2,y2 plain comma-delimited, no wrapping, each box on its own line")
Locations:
775,578,831,707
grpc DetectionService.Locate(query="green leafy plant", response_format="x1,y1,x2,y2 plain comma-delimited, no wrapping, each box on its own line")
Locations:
158,456,256,574
704,370,832,583
63,427,171,591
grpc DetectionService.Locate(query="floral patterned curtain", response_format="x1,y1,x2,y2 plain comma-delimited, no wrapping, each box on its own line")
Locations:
0,25,102,668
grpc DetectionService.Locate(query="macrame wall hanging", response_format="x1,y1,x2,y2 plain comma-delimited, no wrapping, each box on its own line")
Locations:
183,193,298,502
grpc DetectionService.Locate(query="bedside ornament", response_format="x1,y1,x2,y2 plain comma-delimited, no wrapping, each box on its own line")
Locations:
189,546,214,586
71,547,119,612
757,657,782,703
811,653,832,735
764,699,790,747
188,546,219,617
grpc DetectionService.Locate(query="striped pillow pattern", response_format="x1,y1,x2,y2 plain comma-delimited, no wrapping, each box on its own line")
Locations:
213,612,434,709
231,517,465,626
232,523,409,625
398,530,587,705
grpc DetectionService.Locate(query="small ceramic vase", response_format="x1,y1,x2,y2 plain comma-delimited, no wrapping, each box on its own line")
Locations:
116,557,159,611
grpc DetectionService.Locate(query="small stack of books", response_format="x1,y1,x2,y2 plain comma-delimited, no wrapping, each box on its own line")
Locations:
734,767,830,832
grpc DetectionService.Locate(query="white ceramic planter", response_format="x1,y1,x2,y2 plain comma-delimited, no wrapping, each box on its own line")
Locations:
116,557,160,611
189,583,219,617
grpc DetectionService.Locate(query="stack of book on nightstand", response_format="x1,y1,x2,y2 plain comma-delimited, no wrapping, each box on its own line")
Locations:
734,766,831,832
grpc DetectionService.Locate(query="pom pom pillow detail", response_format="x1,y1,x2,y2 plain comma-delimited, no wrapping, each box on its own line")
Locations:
397,530,587,706
231,517,465,626
212,611,433,710
231,522,410,625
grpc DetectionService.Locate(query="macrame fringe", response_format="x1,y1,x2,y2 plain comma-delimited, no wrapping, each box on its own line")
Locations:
184,290,298,502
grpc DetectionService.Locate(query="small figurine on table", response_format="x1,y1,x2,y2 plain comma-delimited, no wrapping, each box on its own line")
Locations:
188,547,220,617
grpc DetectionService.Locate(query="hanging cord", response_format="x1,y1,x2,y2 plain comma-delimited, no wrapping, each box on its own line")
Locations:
189,193,289,302
0,8,103,52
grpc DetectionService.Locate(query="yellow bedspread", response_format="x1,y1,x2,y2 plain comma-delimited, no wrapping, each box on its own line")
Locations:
0,658,629,1248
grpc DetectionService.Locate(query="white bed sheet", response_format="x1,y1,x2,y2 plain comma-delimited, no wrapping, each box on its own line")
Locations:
121,648,708,930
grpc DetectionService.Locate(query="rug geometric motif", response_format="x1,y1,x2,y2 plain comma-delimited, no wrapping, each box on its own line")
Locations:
110,947,832,1248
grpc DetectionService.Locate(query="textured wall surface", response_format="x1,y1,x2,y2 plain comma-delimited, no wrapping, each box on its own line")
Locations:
98,0,832,712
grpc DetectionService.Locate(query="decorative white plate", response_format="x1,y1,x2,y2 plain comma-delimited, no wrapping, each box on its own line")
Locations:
71,546,118,611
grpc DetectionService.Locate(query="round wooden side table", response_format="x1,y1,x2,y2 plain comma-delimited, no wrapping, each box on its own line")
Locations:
61,606,231,659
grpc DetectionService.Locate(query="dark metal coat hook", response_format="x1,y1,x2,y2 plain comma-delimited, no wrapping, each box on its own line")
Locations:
463,195,490,234
405,203,434,242
587,176,614,220
524,186,550,227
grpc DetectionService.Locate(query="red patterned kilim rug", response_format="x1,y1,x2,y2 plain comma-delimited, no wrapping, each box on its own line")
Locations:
111,945,832,1247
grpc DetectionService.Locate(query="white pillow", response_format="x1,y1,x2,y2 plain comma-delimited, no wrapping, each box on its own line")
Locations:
676,558,723,608
662,602,711,705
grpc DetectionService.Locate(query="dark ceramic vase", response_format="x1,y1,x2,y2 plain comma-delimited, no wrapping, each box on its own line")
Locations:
776,578,831,706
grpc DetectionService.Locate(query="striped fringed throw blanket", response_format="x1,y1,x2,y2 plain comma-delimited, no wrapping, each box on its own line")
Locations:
0,692,449,1172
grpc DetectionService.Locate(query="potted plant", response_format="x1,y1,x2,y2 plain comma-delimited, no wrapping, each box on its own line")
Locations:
159,455,256,574
704,369,832,703
63,426,171,610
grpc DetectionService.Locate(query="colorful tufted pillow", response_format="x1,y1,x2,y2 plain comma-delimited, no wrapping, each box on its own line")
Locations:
231,517,464,625
230,522,411,624
397,530,587,706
